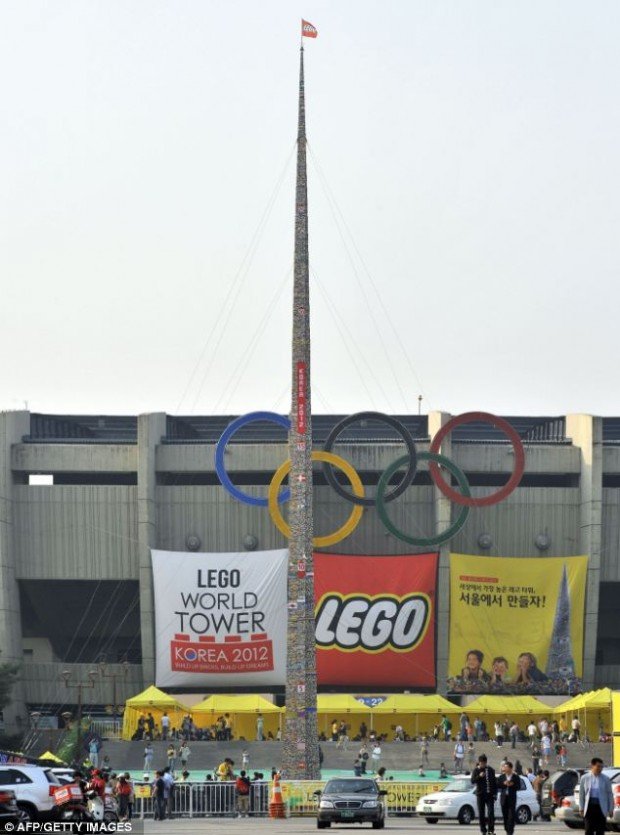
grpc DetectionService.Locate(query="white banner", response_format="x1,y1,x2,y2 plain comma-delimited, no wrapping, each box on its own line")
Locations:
152,549,288,686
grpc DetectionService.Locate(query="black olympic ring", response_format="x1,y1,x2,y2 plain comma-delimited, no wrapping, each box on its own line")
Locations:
322,411,418,507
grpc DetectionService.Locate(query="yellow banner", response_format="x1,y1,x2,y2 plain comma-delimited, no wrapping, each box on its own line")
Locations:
448,554,587,695
280,780,445,815
613,692,620,768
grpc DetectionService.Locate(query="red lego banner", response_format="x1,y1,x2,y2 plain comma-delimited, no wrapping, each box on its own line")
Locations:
314,552,438,688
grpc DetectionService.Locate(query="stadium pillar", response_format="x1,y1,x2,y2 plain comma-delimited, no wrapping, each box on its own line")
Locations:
137,413,166,686
565,414,603,690
0,411,29,734
428,411,453,695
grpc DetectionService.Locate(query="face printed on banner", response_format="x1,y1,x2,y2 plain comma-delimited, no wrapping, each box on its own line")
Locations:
447,554,588,696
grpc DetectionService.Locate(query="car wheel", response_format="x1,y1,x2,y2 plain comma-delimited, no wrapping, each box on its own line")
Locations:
16,803,37,823
458,805,474,825
426,818,439,824
517,806,532,825
372,820,385,829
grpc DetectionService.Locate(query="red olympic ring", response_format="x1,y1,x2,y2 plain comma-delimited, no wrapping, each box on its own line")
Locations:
429,411,525,507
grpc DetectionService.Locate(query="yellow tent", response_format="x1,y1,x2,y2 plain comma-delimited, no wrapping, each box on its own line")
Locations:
554,688,613,739
612,692,620,767
371,694,459,738
191,694,282,741
38,750,66,764
317,694,371,737
465,695,549,716
121,686,188,740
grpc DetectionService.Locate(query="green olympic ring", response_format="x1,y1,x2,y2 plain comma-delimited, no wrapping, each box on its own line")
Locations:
376,451,471,547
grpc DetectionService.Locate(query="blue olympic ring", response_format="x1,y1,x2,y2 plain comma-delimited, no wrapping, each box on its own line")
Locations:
214,411,291,507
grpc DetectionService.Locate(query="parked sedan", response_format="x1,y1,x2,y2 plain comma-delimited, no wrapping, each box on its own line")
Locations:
417,776,537,825
316,778,387,829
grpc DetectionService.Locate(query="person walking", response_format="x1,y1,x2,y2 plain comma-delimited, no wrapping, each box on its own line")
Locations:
161,712,170,741
467,742,477,770
471,754,497,835
579,758,614,835
571,716,581,742
88,738,99,768
509,722,519,749
371,743,382,774
152,771,166,821
454,740,465,773
256,714,264,741
420,736,430,767
494,721,504,747
497,761,519,835
143,742,154,773
166,743,176,772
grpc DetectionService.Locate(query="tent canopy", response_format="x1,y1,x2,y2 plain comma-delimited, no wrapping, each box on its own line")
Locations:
192,694,281,714
125,686,187,710
372,694,458,714
122,686,188,740
317,695,370,714
39,751,66,764
553,689,613,715
464,695,549,715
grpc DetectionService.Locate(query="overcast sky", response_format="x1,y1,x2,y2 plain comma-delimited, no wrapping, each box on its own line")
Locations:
2,1,619,418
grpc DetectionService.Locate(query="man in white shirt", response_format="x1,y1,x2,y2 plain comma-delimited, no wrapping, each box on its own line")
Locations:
571,717,581,741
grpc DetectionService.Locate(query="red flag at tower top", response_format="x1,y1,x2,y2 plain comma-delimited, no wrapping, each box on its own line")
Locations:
302,19,318,38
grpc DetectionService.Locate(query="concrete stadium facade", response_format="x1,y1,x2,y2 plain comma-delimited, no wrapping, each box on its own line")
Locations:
1,409,619,734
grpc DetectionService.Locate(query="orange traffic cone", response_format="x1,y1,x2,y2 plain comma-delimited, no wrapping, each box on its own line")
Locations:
269,771,286,819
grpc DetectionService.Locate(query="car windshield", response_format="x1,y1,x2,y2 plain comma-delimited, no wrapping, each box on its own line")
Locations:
442,779,472,793
324,780,378,795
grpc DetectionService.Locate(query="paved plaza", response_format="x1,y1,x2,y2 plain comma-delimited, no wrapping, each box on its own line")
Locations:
135,819,571,835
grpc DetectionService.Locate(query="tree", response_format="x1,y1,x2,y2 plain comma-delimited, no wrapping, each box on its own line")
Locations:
0,662,20,714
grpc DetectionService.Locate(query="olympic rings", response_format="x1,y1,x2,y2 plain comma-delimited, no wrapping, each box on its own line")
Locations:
377,452,471,547
268,451,365,548
322,411,418,507
216,410,525,547
215,411,291,507
429,411,525,507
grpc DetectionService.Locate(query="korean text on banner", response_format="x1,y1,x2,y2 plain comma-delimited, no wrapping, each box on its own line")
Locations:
448,554,588,695
314,552,438,688
151,549,288,687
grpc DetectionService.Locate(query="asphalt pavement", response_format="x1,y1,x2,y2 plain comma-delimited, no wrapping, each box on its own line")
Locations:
134,818,571,835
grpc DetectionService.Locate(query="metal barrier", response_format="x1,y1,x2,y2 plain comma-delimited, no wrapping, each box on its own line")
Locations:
136,781,270,818
90,719,122,740
132,779,442,819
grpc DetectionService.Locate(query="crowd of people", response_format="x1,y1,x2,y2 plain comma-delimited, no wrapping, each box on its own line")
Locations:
131,711,277,742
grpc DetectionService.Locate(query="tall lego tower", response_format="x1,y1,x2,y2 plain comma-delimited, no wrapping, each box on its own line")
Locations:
280,41,320,779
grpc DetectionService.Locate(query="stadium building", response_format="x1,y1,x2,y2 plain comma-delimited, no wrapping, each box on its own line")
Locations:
1,408,619,734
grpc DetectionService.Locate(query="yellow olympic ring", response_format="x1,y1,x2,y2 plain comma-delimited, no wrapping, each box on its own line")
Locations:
268,451,364,548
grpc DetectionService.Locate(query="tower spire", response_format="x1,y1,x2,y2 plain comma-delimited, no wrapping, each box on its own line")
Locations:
281,42,320,780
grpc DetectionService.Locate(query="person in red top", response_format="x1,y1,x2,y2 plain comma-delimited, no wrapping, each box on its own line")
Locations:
114,774,132,820
89,770,106,799
235,770,251,818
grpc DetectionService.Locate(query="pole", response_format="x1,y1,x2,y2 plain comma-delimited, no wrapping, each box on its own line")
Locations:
77,685,83,762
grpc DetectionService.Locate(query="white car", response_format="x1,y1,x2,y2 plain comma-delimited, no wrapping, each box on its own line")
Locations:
558,768,620,833
417,775,537,825
0,764,61,821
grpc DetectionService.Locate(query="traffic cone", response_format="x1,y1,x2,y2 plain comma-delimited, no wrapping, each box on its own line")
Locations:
269,772,286,819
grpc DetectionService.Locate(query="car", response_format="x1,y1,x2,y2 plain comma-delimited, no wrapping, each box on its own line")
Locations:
542,769,586,820
50,768,77,786
0,788,19,824
0,764,62,821
416,774,537,825
556,768,620,832
315,777,387,829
